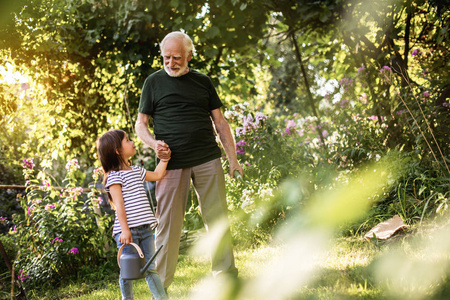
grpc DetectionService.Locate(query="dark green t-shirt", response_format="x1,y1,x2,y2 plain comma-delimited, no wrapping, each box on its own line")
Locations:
138,69,223,169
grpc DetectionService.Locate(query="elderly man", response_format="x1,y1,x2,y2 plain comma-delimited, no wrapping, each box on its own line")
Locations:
135,31,243,292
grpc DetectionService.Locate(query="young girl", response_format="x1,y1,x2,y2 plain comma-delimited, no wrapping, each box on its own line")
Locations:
97,129,169,300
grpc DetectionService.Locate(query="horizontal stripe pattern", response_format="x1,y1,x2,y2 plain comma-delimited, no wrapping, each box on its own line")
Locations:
105,165,157,236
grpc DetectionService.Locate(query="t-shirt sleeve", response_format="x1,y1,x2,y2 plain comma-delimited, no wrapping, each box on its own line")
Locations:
138,76,154,116
207,77,223,111
104,171,123,192
137,166,146,181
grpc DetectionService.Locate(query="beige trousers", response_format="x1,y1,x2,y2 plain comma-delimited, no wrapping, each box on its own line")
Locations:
155,158,237,288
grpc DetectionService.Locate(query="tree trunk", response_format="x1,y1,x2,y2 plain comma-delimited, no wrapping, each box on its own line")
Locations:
290,31,328,155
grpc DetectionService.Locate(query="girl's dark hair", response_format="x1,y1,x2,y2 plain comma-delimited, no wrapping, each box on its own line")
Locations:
96,129,131,209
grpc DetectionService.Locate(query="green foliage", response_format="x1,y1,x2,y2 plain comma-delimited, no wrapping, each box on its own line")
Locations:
0,0,449,295
0,234,19,279
10,158,113,290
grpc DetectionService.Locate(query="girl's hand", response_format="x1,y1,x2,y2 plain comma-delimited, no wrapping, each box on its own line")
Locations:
119,229,132,245
155,140,171,161
160,156,171,162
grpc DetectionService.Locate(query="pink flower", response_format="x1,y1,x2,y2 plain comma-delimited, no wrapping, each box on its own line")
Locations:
412,49,419,56
423,92,430,97
284,120,297,136
22,158,35,169
18,270,29,282
92,167,104,181
65,158,80,172
68,248,79,255
360,93,368,105
45,204,55,211
52,237,63,243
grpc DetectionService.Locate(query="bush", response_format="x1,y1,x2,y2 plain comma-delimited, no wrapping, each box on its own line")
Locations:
11,158,114,290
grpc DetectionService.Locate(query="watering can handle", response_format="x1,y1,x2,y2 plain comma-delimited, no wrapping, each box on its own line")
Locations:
233,170,256,186
117,242,145,268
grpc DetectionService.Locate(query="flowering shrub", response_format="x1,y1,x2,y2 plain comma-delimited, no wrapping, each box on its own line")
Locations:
12,158,113,289
218,54,449,244
221,103,323,245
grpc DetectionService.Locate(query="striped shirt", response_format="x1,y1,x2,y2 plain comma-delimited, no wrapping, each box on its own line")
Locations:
105,165,157,236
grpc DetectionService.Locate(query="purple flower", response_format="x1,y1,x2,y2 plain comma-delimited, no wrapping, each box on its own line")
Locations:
68,248,79,255
242,114,255,130
52,237,63,243
236,140,247,147
357,65,366,72
284,120,297,136
235,127,244,137
339,99,349,108
423,92,430,97
339,78,353,90
443,102,449,107
322,130,329,138
18,270,29,282
396,110,405,115
412,49,419,56
236,140,247,155
381,66,391,72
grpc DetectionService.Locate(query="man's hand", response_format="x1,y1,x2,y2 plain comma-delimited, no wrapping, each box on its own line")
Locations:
229,160,243,179
155,140,171,161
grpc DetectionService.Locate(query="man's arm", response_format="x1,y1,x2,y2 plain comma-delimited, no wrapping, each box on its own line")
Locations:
135,113,171,160
210,108,243,178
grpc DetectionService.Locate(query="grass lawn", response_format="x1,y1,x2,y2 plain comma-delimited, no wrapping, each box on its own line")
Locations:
28,217,449,299
57,238,381,299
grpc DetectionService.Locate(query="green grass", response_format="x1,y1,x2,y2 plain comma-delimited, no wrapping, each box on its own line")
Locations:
53,239,381,300
20,216,450,299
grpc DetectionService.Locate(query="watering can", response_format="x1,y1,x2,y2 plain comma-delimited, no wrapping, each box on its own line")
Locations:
117,243,163,280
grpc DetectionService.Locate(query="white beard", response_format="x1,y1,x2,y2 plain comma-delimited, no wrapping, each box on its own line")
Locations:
164,65,189,77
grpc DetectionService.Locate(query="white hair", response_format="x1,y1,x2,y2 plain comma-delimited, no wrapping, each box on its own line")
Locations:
160,31,195,56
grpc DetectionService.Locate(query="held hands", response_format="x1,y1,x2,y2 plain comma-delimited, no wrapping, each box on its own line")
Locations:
155,140,171,162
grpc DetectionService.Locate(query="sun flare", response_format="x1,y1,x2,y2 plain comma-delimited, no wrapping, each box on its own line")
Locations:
0,62,29,85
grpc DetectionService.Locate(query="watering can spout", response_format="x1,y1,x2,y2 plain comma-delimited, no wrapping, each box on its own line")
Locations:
141,244,163,274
